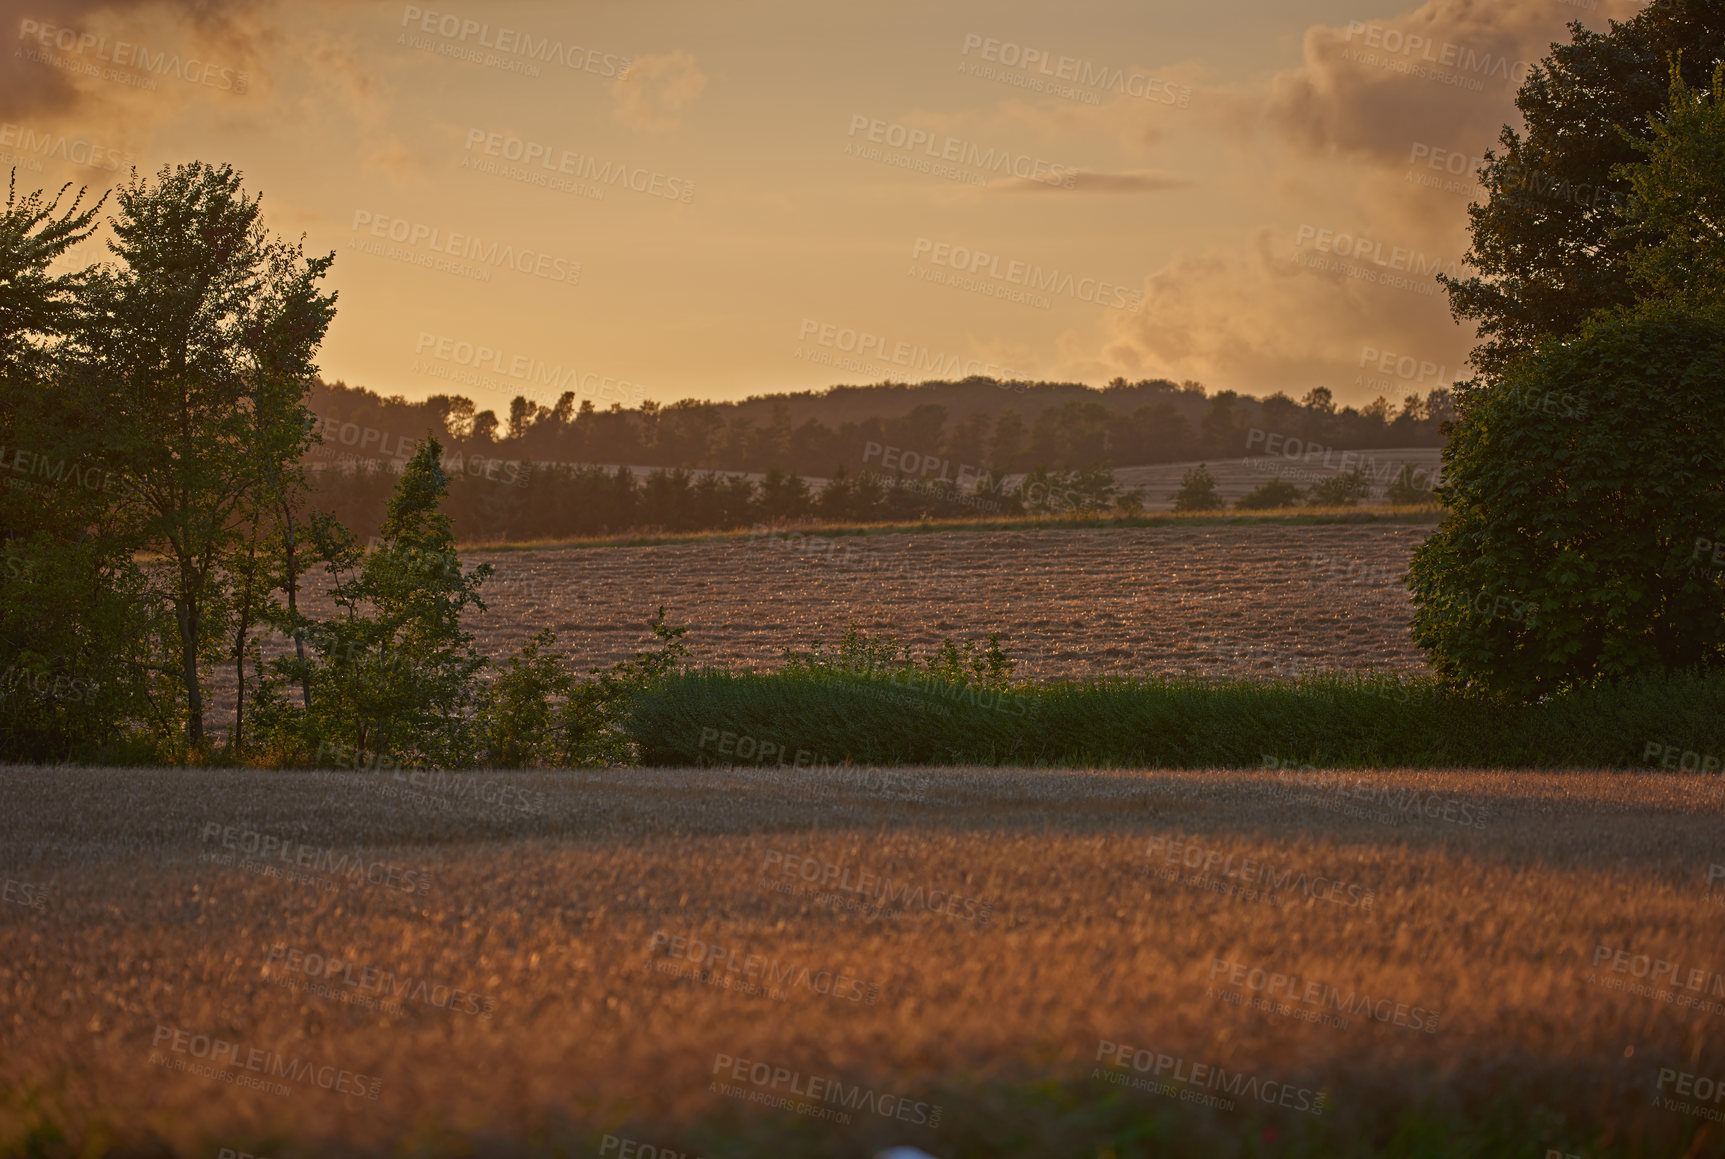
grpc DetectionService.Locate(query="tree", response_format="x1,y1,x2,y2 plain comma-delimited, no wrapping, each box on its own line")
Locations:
989,408,1027,471
1440,1,1725,379
1170,464,1220,512
1236,478,1304,510
1407,300,1725,698
74,162,335,749
0,175,169,759
1410,61,1725,699
1616,62,1725,307
267,439,493,767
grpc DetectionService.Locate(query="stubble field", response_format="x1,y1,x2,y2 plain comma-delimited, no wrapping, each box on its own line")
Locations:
3,764,1723,1157
465,521,1431,680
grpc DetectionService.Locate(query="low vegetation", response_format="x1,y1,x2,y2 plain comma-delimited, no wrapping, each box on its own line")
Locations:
627,627,1725,771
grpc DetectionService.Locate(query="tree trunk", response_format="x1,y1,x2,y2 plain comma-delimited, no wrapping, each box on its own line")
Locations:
232,631,246,753
177,599,204,748
280,495,310,709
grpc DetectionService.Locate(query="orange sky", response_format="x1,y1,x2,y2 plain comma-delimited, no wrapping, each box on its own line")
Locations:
4,0,1642,412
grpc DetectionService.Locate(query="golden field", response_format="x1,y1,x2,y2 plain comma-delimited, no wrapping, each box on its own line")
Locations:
4,763,1724,1157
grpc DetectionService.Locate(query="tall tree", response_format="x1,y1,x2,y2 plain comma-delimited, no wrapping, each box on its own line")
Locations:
1441,0,1725,380
74,162,335,748
0,175,167,759
1410,65,1725,698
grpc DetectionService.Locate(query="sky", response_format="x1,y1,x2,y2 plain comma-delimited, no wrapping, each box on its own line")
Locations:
3,0,1644,414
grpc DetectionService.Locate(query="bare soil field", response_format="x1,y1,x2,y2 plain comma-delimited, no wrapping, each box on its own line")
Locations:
3,764,1722,1157
203,519,1428,738
467,521,1429,681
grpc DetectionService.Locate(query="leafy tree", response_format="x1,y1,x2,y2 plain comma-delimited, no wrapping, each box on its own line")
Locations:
1441,1,1725,379
1236,478,1304,510
0,175,168,759
1413,59,1725,699
1170,464,1220,512
74,162,335,749
1408,300,1725,698
267,439,493,767
1308,468,1372,507
1615,62,1725,307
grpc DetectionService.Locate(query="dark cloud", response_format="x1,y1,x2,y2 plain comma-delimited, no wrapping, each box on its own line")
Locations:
0,0,266,119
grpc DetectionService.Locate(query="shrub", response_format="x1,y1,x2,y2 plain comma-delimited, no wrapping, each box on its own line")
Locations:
1170,464,1220,512
1407,299,1725,699
1235,478,1305,510
1308,467,1372,507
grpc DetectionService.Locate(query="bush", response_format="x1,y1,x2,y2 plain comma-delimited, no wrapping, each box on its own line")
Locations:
625,666,1725,770
1170,464,1220,512
1235,478,1304,510
1308,467,1372,507
1408,299,1725,699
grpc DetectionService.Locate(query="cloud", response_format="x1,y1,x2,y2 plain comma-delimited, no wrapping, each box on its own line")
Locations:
0,0,268,120
1062,0,1647,400
1069,224,1476,401
989,168,1190,194
611,49,706,133
1260,0,1643,164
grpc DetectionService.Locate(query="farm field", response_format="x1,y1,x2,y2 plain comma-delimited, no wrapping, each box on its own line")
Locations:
466,521,1431,681
3,763,1722,1157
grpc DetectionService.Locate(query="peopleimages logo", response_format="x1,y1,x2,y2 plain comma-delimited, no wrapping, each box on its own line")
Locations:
911,237,1142,310
198,822,433,894
795,318,1026,382
350,211,580,285
17,18,248,91
1095,1039,1328,1116
0,122,132,170
1144,835,1376,909
399,5,628,77
412,332,645,407
1209,957,1440,1032
711,1052,943,1127
150,1024,381,1099
847,114,1078,188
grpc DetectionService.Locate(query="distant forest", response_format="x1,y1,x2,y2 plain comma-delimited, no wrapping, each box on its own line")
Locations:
309,375,1454,476
303,375,1454,539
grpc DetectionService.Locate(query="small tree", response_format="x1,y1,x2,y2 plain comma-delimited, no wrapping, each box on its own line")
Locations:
1236,478,1304,510
1170,464,1220,512
1308,467,1372,507
270,438,492,767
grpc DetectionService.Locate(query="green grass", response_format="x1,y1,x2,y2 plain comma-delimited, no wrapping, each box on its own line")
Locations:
626,667,1725,770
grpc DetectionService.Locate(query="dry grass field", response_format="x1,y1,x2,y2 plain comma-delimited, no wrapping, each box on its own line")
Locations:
4,763,1723,1157
464,521,1429,681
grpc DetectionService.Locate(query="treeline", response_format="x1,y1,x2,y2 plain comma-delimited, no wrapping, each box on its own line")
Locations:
308,458,1155,543
309,374,1454,479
